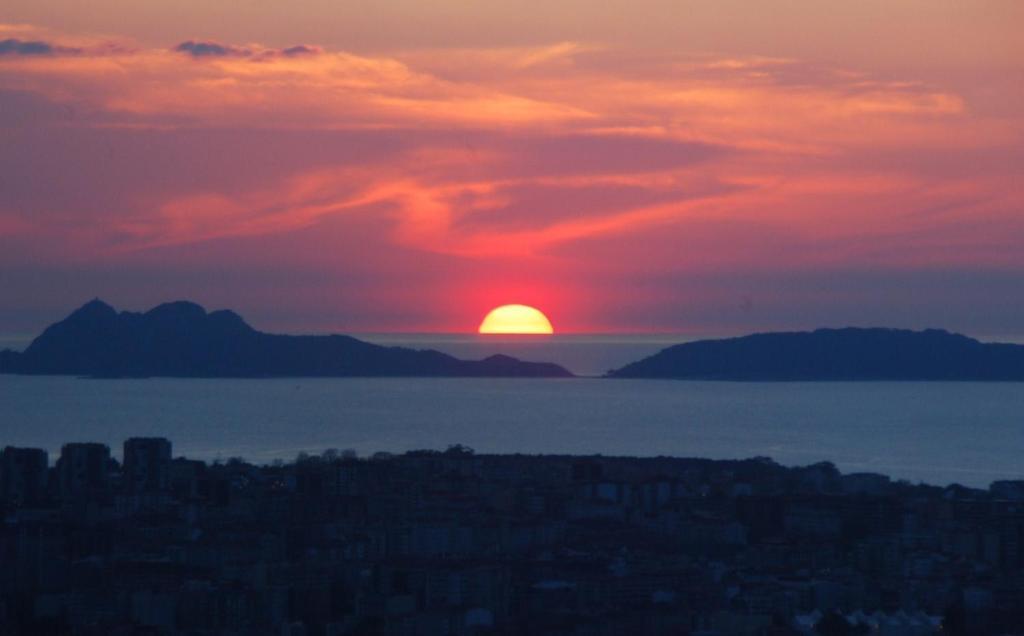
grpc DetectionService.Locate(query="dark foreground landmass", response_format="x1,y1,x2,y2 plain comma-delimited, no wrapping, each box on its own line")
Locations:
607,327,1024,380
3,441,1023,635
0,300,572,378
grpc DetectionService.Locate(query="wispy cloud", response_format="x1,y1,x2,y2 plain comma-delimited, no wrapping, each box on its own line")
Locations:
174,40,247,57
0,25,1021,332
174,40,323,59
0,37,80,56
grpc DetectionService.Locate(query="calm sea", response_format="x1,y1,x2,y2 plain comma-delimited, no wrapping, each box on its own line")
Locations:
359,332,689,377
2,371,1023,488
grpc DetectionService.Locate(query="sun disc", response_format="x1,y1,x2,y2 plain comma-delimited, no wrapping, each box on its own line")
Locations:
479,304,554,334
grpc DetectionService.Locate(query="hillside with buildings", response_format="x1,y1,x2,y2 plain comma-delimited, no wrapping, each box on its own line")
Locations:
2,441,1023,634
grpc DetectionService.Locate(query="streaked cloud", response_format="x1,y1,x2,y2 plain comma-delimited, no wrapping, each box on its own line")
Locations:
174,40,246,57
0,37,80,56
173,40,322,59
0,15,1021,334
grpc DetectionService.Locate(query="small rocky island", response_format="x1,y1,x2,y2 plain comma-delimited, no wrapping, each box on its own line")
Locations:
0,300,572,378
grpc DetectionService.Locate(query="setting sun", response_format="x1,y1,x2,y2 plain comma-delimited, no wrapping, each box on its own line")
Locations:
478,304,554,334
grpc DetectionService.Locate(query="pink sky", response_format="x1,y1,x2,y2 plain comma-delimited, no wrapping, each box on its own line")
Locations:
0,2,1022,336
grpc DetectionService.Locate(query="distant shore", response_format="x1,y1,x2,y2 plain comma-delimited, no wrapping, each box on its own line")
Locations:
6,299,1024,379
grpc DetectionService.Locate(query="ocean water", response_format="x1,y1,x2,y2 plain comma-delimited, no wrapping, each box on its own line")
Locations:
358,333,695,377
2,374,1023,488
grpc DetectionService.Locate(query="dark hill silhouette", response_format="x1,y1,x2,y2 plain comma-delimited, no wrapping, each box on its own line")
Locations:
0,299,572,378
607,328,1024,380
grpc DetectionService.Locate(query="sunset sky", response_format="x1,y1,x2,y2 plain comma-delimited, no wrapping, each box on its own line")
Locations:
1,1,1022,338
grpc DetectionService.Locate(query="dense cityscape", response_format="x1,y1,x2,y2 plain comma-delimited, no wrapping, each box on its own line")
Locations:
2,439,1023,635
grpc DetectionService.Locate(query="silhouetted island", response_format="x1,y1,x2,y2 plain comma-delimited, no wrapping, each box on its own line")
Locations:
0,299,573,378
607,327,1024,380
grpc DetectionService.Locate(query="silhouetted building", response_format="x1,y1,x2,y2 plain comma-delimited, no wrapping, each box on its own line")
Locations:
0,446,48,506
990,480,1024,501
572,458,603,482
123,437,172,494
56,442,110,501
169,457,206,499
